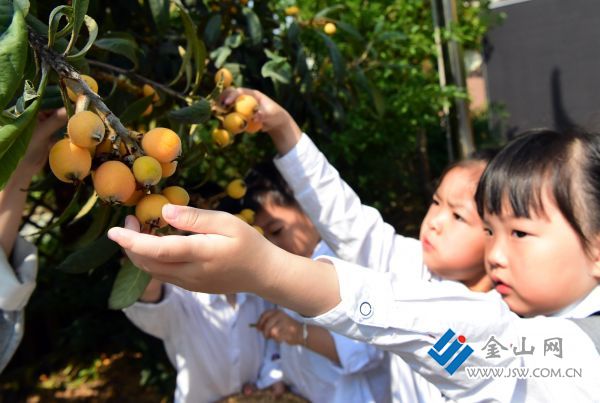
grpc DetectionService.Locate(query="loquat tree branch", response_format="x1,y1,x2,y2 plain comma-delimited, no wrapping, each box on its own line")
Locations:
27,28,141,155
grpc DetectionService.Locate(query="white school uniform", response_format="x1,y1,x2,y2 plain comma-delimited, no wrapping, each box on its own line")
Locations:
0,237,38,373
276,240,391,403
123,289,282,403
273,133,447,402
274,134,600,401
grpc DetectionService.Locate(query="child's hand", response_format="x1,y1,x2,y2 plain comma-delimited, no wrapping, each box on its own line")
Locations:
19,108,67,177
107,205,283,295
220,88,302,155
256,308,304,346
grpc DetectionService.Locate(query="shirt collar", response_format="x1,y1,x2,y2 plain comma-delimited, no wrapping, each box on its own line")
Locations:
552,286,600,318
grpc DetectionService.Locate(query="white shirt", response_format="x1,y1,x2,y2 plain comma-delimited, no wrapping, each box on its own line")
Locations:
273,133,599,401
274,133,446,402
0,237,37,311
123,288,281,403
277,241,391,403
312,260,600,402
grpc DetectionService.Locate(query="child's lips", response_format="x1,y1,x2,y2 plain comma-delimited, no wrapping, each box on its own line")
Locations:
422,236,434,252
492,277,511,295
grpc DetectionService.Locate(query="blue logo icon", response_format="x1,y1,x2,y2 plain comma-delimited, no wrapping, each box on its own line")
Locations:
428,329,474,375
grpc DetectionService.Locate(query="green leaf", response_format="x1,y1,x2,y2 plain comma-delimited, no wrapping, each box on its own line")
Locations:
108,259,151,310
27,184,84,237
55,234,120,274
69,191,98,224
13,0,28,16
0,103,37,190
177,3,205,91
0,1,12,33
334,20,364,43
203,14,221,48
210,45,231,69
0,98,38,168
314,5,345,18
242,8,262,47
261,59,292,84
318,32,345,81
148,0,169,34
119,96,153,125
94,37,139,69
0,4,27,111
72,204,114,248
224,32,243,48
66,15,98,60
67,0,89,51
40,84,64,109
168,99,211,124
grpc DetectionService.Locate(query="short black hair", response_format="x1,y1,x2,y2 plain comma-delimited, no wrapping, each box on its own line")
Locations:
242,161,298,213
436,147,499,189
475,128,600,253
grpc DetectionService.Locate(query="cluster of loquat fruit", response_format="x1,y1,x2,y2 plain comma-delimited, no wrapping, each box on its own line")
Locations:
48,74,190,232
211,68,262,148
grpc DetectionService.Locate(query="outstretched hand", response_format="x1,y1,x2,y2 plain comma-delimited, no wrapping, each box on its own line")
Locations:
220,88,302,155
20,108,68,176
107,204,284,294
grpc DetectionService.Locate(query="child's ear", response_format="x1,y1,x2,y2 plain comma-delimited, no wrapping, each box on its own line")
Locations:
591,235,600,280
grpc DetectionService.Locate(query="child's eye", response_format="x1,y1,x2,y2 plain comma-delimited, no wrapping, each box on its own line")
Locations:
453,213,465,222
271,228,283,236
431,197,440,206
511,230,528,238
483,227,493,236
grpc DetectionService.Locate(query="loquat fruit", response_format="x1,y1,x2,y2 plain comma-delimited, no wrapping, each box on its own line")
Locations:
142,84,160,103
162,186,190,206
160,161,178,178
212,128,232,147
122,189,145,207
222,112,247,135
132,156,163,187
67,75,99,102
324,22,336,35
136,194,170,228
141,127,182,163
239,208,255,224
226,179,247,199
245,119,262,134
285,6,299,16
49,139,92,183
234,94,258,119
93,161,136,203
253,225,264,236
214,68,233,88
67,110,105,148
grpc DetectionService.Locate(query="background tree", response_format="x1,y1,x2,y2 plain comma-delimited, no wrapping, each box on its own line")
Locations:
0,0,495,399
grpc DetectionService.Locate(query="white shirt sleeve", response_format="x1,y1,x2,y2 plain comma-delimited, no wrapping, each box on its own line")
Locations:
0,237,38,311
274,133,426,280
122,284,183,340
310,257,600,402
330,331,385,375
256,338,283,389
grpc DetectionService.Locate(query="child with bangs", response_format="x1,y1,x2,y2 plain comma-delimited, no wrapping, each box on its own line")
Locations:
109,126,600,402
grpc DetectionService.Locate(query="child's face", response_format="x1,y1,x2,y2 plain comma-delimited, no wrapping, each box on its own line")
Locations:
483,190,600,317
419,165,487,282
254,197,320,258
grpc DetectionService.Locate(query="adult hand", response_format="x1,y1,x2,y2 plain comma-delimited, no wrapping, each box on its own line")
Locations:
108,205,284,294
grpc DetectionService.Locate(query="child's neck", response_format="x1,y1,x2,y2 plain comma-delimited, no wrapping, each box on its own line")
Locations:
462,273,494,293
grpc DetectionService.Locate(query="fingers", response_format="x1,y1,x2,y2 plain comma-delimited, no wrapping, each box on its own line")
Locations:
257,308,279,330
220,87,262,107
124,215,141,232
162,204,239,237
108,227,197,263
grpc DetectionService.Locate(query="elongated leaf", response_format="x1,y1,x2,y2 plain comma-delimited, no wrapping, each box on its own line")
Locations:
148,0,168,34
70,191,98,223
48,5,72,47
94,37,139,69
210,45,231,69
334,20,364,43
28,184,84,237
177,3,205,91
168,99,211,124
318,32,345,81
55,234,120,274
204,14,221,48
0,107,37,190
169,43,192,87
119,96,153,125
69,0,89,47
242,8,262,47
261,59,291,84
0,1,13,33
108,259,151,310
0,98,38,173
314,5,345,18
0,5,26,111
353,68,385,118
72,204,114,248
66,15,98,60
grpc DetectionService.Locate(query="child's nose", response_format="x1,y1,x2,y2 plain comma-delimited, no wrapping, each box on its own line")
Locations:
486,237,508,270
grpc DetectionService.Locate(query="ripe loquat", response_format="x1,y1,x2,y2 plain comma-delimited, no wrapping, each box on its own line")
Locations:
214,68,233,88
141,127,182,163
93,161,136,203
142,84,160,103
222,112,247,135
226,179,247,199
49,139,92,183
67,110,105,148
239,208,255,224
212,128,232,147
162,186,190,206
136,194,170,228
324,22,336,35
234,94,258,119
67,75,99,102
160,161,178,178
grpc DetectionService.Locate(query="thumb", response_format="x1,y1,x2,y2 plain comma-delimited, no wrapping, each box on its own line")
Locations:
162,204,237,236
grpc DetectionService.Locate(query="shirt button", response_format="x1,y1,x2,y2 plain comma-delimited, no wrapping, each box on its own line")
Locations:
359,301,373,318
